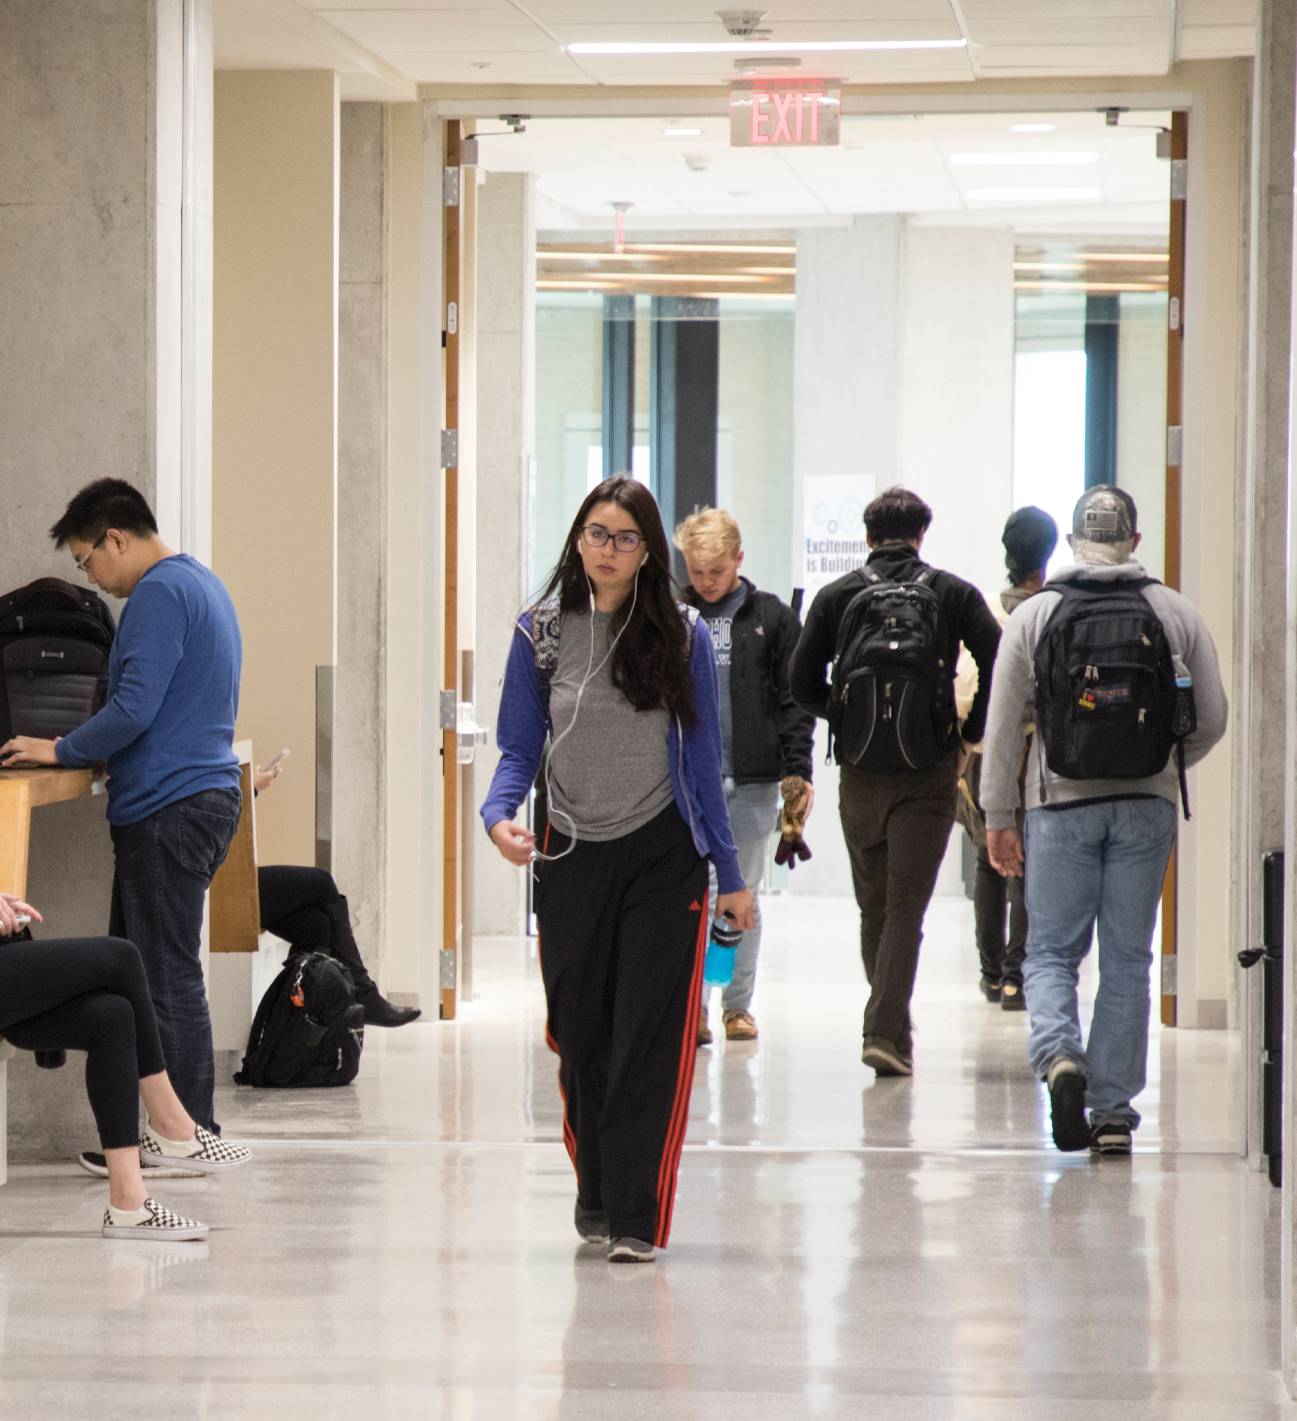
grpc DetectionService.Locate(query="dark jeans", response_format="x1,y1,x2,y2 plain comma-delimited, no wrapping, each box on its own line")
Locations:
974,845,1027,986
109,786,241,1132
840,755,957,1053
0,936,167,1149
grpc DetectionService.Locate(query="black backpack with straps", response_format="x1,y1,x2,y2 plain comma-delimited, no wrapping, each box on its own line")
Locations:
0,578,116,743
234,951,365,1088
826,565,954,771
1032,576,1194,815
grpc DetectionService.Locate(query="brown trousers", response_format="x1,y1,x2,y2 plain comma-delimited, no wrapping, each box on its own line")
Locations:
839,754,957,1053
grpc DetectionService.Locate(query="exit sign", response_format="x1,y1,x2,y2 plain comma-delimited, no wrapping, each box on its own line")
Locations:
730,81,841,148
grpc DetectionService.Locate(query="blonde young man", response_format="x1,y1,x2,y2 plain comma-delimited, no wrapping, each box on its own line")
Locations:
675,509,815,1044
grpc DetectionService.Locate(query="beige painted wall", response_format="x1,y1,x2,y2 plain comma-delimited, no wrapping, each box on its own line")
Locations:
212,70,339,869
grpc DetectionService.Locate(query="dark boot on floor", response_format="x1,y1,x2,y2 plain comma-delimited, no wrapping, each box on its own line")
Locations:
357,987,422,1028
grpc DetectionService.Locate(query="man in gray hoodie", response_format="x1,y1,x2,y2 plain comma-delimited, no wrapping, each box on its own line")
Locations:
981,486,1227,1156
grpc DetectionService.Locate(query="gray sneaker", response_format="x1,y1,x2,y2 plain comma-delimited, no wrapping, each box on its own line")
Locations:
607,1236,656,1264
574,1200,609,1245
77,1150,193,1181
861,1037,913,1077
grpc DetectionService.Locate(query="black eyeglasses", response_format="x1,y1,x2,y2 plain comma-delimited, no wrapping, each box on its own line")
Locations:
581,524,645,554
73,535,107,575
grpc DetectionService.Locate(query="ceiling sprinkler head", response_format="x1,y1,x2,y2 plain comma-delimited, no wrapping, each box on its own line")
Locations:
684,153,710,172
717,9,771,39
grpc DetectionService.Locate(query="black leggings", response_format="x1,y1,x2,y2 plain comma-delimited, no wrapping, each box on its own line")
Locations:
0,937,167,1150
258,866,365,975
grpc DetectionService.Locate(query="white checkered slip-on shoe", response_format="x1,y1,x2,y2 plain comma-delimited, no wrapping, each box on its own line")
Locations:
101,1197,209,1241
77,1150,194,1180
139,1124,252,1174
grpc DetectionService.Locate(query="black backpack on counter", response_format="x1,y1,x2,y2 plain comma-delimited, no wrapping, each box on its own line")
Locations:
827,566,953,771
0,578,116,742
234,951,365,1088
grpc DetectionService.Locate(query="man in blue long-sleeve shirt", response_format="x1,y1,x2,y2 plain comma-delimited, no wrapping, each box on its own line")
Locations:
3,479,242,1140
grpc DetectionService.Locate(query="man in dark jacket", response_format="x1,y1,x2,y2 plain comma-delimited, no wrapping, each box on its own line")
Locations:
789,486,1000,1077
676,508,815,1046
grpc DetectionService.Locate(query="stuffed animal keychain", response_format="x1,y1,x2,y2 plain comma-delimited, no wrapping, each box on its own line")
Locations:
774,775,813,869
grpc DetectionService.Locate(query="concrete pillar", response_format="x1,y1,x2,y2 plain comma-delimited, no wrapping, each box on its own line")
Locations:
212,71,339,869
472,172,534,938
336,103,388,975
0,0,213,1157
789,219,1014,900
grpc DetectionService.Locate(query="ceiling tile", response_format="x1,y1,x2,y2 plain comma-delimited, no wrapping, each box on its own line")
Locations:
391,50,593,81
1178,24,1256,55
323,11,553,51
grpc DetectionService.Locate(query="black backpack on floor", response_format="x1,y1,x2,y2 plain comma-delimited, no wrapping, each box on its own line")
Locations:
827,566,953,771
234,952,365,1088
1032,576,1193,814
0,578,116,742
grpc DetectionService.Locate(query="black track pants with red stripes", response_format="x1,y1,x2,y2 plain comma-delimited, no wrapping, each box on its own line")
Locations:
535,804,709,1247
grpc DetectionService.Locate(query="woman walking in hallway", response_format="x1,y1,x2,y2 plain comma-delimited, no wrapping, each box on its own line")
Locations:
481,477,753,1263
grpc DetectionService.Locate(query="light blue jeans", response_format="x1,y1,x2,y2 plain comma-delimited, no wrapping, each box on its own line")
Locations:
1023,797,1177,1129
706,779,778,1016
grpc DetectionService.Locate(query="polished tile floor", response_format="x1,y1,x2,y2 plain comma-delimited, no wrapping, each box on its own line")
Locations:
0,893,1284,1418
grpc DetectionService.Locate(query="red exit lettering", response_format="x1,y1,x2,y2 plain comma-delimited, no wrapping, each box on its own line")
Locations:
750,90,823,146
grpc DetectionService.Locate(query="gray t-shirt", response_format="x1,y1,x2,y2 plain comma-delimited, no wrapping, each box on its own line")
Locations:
699,582,747,777
547,608,674,843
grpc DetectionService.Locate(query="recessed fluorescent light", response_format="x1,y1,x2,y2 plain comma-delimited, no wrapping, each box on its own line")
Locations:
1011,123,1056,133
566,39,967,55
968,187,1101,202
950,151,1099,167
663,126,704,137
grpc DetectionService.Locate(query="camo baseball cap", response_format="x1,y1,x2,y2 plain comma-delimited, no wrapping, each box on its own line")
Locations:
1071,485,1137,543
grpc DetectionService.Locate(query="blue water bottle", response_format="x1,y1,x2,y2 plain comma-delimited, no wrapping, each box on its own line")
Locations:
703,912,743,987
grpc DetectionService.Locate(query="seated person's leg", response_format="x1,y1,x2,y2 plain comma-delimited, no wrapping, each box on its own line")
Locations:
258,865,420,1028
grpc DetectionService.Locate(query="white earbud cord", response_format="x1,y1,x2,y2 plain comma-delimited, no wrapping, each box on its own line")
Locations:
531,561,643,867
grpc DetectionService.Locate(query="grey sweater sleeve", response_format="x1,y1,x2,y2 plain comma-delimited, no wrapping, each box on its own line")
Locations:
980,599,1040,831
1151,588,1228,768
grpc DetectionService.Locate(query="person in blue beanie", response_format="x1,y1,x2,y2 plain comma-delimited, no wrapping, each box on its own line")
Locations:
481,477,752,1265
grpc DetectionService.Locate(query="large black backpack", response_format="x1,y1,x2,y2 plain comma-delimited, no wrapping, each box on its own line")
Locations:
234,952,365,1088
826,566,954,771
0,578,116,742
1032,577,1192,814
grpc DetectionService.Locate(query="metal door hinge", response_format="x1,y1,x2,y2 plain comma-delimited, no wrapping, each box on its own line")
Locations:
440,948,455,990
439,690,457,729
1167,425,1183,468
1170,159,1188,200
447,301,458,336
1161,955,1178,996
441,428,458,469
443,166,460,207
1169,296,1181,333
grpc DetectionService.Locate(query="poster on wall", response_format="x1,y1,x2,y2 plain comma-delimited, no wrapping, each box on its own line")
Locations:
801,475,871,596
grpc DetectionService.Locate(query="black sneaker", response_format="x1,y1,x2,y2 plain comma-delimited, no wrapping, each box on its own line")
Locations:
978,976,1002,1003
1089,1118,1133,1156
574,1200,609,1245
607,1236,655,1263
861,1037,913,1077
1000,982,1027,1012
1046,1058,1090,1152
77,1150,193,1181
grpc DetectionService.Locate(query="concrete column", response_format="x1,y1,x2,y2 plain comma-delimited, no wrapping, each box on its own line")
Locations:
336,103,388,975
790,218,902,897
0,0,213,1157
789,219,1014,900
212,71,339,869
1239,0,1295,1181
472,172,535,939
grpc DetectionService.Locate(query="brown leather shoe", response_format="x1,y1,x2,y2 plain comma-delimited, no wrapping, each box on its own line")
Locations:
722,1009,758,1041
697,1010,713,1047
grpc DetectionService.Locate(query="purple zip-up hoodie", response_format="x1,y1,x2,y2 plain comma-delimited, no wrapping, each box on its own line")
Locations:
479,599,745,894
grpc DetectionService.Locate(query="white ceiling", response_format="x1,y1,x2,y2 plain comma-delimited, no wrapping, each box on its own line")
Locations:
479,109,1173,238
215,0,1256,98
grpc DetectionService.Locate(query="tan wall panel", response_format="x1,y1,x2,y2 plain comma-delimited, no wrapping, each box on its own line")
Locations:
213,70,339,868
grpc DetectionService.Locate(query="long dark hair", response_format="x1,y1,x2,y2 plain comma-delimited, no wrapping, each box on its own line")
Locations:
534,478,696,725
